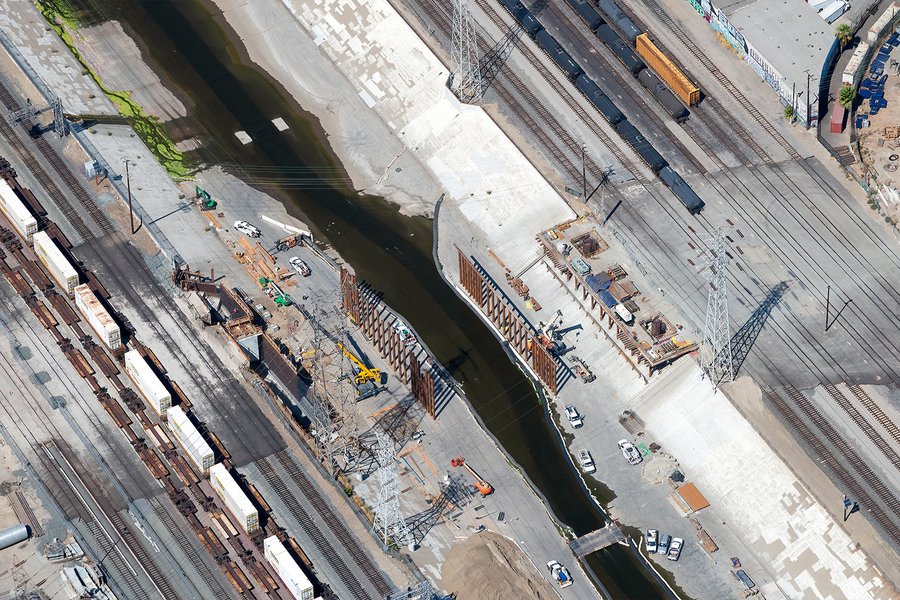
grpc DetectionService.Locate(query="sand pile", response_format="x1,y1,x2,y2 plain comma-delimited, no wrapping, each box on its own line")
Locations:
441,531,558,600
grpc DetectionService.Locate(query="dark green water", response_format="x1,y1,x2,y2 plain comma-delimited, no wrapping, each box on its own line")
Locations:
76,0,671,597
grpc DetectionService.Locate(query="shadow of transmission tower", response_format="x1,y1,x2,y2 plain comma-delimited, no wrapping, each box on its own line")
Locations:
478,24,524,94
729,282,788,377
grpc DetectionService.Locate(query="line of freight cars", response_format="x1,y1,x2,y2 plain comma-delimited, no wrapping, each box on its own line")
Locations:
497,0,704,214
0,170,318,600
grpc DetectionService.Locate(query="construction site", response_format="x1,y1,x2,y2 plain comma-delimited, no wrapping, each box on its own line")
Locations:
0,0,897,598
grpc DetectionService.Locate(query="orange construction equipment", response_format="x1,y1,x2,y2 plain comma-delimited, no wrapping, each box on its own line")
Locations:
451,457,493,496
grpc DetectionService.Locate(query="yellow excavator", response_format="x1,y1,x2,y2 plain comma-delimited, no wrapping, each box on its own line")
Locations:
337,342,383,399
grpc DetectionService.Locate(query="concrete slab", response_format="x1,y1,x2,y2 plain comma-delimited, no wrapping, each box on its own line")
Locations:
0,0,116,115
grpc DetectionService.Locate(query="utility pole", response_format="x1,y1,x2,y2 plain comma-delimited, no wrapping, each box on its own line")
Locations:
124,160,143,235
700,229,734,388
450,0,483,104
824,285,853,332
581,146,587,201
807,71,811,129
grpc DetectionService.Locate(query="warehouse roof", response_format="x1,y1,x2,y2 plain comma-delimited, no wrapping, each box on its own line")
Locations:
723,0,834,93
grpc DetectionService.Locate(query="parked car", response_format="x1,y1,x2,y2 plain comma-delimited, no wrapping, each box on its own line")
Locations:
578,449,596,474
234,220,261,238
667,537,684,561
289,256,311,277
618,439,643,465
565,404,583,428
547,560,573,588
658,533,671,555
646,529,658,553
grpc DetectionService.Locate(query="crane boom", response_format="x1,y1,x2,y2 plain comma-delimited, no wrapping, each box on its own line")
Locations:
337,342,382,385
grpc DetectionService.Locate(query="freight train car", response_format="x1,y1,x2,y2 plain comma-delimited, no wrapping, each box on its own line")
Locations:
263,536,314,600
167,405,215,473
635,34,700,106
124,349,172,416
500,0,526,17
595,24,644,75
575,74,626,124
32,231,78,294
595,0,642,43
209,463,259,533
637,70,689,122
517,7,543,37
535,30,583,80
0,179,37,241
615,120,667,172
659,166,705,214
74,284,121,350
566,0,604,30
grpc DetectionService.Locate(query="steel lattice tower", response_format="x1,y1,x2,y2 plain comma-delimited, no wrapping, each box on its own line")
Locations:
451,0,483,104
372,430,413,548
700,229,734,388
51,97,68,138
385,581,435,600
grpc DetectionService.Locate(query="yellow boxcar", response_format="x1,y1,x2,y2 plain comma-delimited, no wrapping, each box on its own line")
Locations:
635,34,700,106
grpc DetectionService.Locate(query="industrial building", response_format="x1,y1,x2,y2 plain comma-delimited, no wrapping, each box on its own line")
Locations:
682,0,835,126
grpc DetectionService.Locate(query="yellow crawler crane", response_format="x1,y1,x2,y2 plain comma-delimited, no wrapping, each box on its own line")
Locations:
337,342,382,386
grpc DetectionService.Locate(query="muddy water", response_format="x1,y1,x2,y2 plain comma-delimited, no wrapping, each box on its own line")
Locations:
73,0,670,596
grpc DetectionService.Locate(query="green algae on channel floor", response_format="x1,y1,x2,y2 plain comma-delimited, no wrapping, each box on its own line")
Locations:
35,0,195,179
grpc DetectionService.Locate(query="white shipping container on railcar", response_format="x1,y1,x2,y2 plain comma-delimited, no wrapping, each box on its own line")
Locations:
209,463,259,533
73,284,121,350
124,349,171,415
166,405,214,473
263,536,314,600
0,179,37,241
33,231,79,294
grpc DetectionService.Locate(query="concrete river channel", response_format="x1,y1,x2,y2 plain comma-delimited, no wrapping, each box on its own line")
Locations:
75,0,671,597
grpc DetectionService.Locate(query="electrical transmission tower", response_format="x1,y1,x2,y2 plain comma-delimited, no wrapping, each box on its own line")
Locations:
8,97,68,137
51,97,68,138
310,326,338,475
700,229,734,388
450,0,483,104
372,430,413,549
385,581,435,600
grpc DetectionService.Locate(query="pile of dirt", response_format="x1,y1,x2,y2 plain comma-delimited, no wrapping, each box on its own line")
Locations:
642,452,679,484
441,531,558,600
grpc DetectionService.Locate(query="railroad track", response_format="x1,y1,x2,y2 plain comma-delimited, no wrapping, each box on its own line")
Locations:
545,1,708,175
638,0,802,161
848,385,900,448
822,384,900,474
37,446,159,599
108,511,181,600
273,451,392,597
257,455,378,600
402,0,644,188
150,497,236,600
761,389,900,545
0,78,114,240
785,386,900,524
474,0,651,182
417,0,603,182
